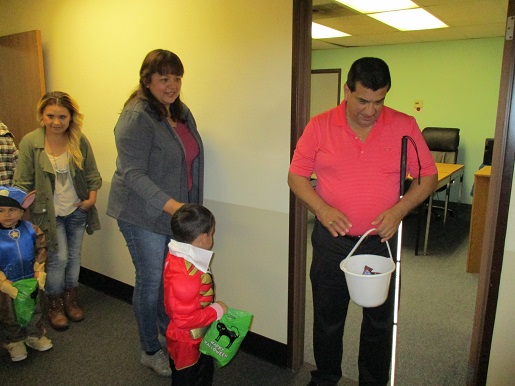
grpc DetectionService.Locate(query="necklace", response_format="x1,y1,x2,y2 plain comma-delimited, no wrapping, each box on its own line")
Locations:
48,151,70,186
45,134,69,174
49,152,69,174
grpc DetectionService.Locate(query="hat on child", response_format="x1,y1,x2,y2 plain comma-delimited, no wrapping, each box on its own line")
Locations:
0,186,29,210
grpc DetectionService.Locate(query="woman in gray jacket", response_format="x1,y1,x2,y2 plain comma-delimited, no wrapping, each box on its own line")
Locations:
107,49,204,377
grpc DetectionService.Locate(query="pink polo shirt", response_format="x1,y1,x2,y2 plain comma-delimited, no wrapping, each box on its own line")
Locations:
289,101,437,236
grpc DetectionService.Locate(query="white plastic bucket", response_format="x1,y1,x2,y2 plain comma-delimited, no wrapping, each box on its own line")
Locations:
340,229,395,308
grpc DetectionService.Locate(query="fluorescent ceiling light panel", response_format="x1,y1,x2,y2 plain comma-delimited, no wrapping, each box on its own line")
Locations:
312,23,350,39
334,0,418,14
369,9,448,31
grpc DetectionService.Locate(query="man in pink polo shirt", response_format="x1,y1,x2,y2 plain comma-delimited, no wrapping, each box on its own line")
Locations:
289,57,437,386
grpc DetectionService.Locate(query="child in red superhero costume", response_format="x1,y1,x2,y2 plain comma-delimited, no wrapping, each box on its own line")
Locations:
164,204,227,385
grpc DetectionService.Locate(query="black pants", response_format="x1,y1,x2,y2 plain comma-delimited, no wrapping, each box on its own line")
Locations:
170,353,214,386
309,220,396,386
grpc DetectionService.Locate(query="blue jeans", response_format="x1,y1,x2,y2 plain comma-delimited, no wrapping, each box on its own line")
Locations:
118,220,170,353
46,208,87,296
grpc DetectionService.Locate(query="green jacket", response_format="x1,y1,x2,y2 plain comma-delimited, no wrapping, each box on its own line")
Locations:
13,127,102,251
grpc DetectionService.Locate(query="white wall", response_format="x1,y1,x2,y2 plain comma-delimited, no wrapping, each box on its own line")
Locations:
487,168,515,384
0,0,292,343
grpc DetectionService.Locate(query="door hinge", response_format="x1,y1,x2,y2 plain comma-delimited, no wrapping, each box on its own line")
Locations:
506,16,514,40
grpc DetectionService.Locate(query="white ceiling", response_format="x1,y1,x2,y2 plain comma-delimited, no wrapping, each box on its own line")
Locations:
312,0,509,49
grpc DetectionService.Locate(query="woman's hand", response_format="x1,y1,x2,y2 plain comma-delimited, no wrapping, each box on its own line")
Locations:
163,199,184,216
76,190,97,212
76,199,95,212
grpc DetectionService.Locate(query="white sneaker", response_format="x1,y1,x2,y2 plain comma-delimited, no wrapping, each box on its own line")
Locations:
140,349,172,377
4,341,27,362
25,335,53,351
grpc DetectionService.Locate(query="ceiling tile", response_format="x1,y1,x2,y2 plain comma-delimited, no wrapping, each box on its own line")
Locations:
312,0,508,49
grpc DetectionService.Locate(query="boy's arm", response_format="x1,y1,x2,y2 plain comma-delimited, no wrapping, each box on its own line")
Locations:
173,300,219,330
164,258,219,330
32,224,47,289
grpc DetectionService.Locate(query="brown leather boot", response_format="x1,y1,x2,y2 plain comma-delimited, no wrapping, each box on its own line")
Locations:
47,295,69,330
63,287,84,322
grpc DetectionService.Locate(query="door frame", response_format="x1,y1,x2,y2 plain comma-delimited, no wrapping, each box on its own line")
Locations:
287,0,312,370
468,0,515,383
288,1,515,383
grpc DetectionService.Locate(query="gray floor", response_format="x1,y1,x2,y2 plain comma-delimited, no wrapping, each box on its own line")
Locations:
304,203,476,385
2,203,474,386
1,284,316,386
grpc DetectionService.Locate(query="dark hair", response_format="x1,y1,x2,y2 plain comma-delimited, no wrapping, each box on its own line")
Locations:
0,195,23,210
125,49,185,122
347,57,391,92
171,204,215,243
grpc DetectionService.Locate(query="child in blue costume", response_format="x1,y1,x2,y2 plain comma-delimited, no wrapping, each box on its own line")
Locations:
0,186,51,362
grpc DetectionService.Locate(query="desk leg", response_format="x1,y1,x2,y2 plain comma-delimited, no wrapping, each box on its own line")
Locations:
458,173,463,204
424,195,433,255
444,181,451,224
415,205,424,256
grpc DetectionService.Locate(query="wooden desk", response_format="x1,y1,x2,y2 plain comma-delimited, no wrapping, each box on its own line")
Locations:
417,163,465,255
433,163,465,221
467,166,491,273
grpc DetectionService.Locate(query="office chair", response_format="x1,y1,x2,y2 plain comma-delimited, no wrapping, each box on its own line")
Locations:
483,138,494,166
408,127,460,255
470,138,494,197
422,127,460,164
422,127,461,217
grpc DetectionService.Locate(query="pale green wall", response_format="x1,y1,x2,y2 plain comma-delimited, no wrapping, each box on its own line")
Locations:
312,38,504,205
0,0,292,343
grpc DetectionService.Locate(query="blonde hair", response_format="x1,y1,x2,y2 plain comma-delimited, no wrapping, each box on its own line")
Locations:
37,91,84,169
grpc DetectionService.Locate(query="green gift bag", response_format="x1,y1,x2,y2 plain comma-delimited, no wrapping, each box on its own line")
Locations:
12,278,38,327
199,307,253,367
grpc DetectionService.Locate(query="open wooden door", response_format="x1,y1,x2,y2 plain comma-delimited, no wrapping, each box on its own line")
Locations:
468,0,515,384
0,30,45,145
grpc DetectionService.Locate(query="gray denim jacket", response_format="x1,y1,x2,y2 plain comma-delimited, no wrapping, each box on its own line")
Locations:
107,99,204,235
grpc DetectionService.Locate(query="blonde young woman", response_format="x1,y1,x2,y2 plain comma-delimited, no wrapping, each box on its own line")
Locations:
14,92,102,331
